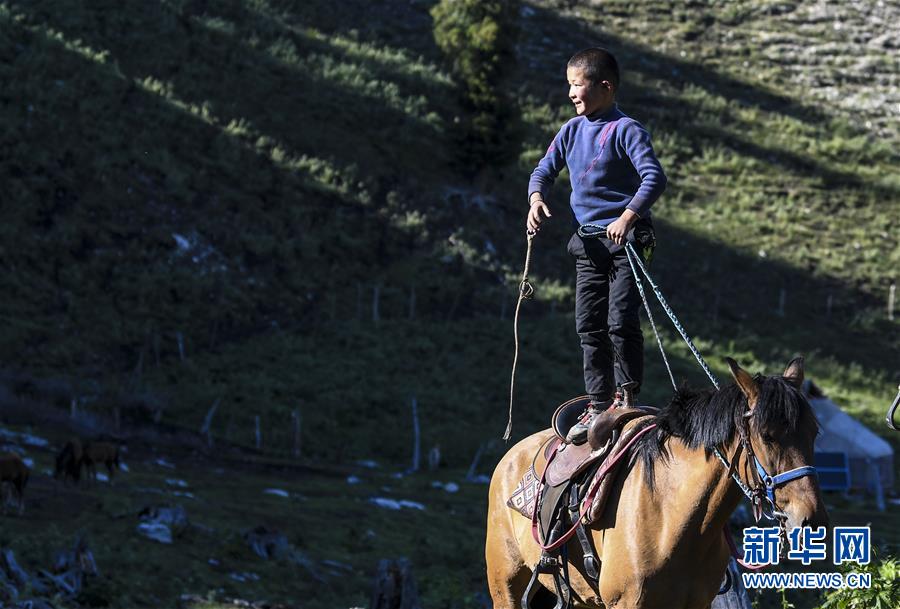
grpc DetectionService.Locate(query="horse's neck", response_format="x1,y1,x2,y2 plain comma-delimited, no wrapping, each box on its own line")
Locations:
653,436,744,537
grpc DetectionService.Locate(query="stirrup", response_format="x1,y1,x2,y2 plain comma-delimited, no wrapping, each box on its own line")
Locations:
565,401,609,445
565,421,590,445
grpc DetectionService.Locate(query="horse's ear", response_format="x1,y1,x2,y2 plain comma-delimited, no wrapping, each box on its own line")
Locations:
726,357,759,409
783,356,804,389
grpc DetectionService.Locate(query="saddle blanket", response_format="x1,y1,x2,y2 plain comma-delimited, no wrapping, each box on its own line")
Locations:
506,464,540,519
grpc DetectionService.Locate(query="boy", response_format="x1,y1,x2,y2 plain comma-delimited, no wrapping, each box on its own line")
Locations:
527,48,667,445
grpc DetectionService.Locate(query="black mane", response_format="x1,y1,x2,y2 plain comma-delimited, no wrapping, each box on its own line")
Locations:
636,375,813,488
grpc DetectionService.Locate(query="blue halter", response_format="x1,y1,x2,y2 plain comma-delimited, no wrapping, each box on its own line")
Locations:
753,457,818,507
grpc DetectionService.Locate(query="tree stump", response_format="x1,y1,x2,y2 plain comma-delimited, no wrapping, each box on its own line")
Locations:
370,558,420,609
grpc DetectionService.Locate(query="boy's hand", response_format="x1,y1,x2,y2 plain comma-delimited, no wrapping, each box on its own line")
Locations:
606,209,639,245
527,200,552,233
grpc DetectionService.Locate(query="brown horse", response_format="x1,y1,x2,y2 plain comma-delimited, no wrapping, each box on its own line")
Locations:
486,357,827,609
55,438,84,484
0,452,30,515
82,441,120,483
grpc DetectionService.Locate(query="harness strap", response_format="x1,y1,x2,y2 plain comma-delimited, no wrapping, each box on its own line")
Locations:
569,484,600,581
723,525,770,571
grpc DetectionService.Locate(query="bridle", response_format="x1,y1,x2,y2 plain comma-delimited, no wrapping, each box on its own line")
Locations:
715,402,818,556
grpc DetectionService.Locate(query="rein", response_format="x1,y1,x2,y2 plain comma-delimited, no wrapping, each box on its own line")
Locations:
887,384,900,431
622,240,819,567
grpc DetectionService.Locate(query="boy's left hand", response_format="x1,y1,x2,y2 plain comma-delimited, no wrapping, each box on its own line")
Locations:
606,209,639,245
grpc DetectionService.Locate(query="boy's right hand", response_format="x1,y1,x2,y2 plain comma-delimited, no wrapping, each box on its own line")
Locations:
527,200,552,233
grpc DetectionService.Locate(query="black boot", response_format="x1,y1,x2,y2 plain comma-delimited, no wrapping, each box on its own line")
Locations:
565,399,613,445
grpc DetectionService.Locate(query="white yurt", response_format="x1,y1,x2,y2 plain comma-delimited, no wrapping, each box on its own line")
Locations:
804,380,894,494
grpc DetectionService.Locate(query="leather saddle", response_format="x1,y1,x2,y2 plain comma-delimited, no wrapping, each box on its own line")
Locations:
545,406,654,487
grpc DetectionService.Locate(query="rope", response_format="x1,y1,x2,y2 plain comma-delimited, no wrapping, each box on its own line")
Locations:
625,246,676,391
624,242,720,390
623,243,754,498
505,231,535,441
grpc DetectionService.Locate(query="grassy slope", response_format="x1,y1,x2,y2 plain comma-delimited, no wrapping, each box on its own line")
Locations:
0,0,898,607
3,422,488,609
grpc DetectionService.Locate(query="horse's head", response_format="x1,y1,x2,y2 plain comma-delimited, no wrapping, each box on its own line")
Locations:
727,357,828,533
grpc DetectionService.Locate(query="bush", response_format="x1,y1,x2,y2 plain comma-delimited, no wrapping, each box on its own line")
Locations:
817,554,900,609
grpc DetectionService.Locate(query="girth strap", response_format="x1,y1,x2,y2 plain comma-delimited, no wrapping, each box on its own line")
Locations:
569,484,600,581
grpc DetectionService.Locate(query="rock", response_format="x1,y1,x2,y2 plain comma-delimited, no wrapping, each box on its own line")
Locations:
243,526,292,561
136,522,173,544
136,504,188,543
0,549,30,586
16,600,56,609
139,504,188,528
242,526,325,583
369,497,425,511
0,571,18,604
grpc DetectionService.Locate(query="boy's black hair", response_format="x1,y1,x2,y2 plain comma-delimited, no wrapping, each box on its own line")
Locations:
567,47,620,89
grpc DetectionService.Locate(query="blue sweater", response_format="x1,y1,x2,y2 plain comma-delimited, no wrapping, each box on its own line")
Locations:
528,105,667,227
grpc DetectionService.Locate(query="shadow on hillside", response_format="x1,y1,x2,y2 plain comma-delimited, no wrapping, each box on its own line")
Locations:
518,3,898,199
5,1,897,391
7,0,451,184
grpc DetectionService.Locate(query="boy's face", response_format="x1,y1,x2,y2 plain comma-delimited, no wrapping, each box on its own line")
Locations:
567,67,614,116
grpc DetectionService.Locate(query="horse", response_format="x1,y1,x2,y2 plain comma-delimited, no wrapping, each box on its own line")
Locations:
0,452,30,515
82,441,120,484
55,438,84,484
486,357,827,609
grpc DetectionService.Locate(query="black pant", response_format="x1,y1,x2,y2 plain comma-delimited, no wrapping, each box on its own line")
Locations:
568,225,648,401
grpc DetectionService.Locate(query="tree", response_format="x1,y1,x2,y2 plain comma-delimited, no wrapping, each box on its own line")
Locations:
431,0,521,173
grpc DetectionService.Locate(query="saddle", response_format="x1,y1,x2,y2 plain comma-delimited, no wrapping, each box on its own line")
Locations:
545,406,652,487
506,395,659,609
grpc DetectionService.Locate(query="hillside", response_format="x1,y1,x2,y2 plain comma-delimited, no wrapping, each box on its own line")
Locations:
0,1,898,608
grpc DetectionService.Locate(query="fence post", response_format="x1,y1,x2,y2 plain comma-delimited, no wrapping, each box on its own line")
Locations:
428,444,441,471
466,442,486,482
255,415,261,451
200,398,221,448
291,409,302,459
410,396,420,473
177,332,185,362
